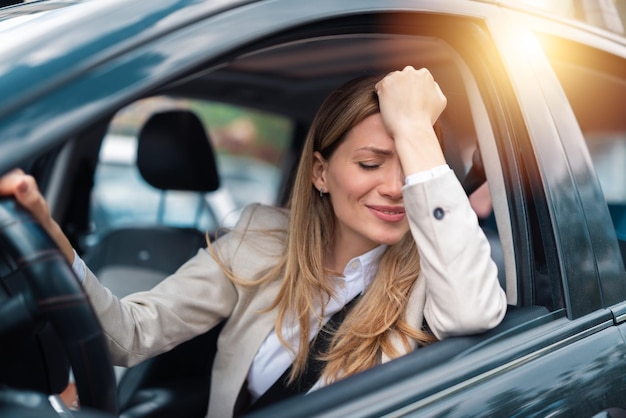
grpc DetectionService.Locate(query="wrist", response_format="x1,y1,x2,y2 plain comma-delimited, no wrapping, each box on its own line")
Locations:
395,125,445,175
391,118,432,141
48,221,75,264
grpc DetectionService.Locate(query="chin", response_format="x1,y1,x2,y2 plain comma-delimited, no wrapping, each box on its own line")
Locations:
373,234,405,246
373,227,410,246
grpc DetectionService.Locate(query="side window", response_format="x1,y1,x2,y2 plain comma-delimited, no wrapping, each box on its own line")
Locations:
87,96,293,246
540,37,626,263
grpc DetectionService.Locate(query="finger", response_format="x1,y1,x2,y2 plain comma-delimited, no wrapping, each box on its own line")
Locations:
434,82,447,103
3,173,51,225
418,67,433,78
15,176,47,215
376,72,394,89
0,168,26,195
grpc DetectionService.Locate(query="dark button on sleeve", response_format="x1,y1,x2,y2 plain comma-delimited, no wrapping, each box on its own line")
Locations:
433,207,445,220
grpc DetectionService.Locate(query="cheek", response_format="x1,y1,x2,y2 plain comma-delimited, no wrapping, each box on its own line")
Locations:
328,169,376,200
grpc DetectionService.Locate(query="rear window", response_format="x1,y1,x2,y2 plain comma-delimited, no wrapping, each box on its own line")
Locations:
87,97,293,246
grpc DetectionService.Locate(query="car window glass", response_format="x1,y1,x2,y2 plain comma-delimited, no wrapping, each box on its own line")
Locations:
539,38,626,267
87,97,293,247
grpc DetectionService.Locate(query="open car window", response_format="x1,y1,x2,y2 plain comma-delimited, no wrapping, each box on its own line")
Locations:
84,24,570,318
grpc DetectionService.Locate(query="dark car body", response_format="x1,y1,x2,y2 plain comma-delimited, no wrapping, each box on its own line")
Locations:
1,0,626,417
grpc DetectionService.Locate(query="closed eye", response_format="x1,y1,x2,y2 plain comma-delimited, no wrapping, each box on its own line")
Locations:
358,162,381,170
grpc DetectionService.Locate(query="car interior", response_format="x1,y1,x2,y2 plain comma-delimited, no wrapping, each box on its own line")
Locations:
0,12,566,417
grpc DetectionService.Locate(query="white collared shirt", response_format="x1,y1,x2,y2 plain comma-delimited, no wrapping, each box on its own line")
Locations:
246,244,387,401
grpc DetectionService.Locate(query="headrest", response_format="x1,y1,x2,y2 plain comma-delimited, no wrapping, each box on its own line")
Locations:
137,110,219,192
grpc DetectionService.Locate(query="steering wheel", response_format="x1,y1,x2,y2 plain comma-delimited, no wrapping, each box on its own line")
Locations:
0,198,118,415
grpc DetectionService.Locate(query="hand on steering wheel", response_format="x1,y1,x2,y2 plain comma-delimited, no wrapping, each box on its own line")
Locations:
0,181,118,414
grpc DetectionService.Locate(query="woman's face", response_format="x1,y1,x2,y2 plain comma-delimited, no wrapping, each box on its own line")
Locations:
313,113,409,257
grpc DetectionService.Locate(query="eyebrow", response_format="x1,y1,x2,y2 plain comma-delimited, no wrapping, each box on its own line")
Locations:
354,146,393,156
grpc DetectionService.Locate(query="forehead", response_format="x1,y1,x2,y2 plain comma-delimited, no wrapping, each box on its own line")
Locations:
341,113,394,151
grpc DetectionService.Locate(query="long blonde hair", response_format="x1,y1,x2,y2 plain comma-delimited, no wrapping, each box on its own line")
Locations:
216,75,439,385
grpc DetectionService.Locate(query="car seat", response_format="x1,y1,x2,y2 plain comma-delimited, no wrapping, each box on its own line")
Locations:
84,110,220,296
83,109,223,418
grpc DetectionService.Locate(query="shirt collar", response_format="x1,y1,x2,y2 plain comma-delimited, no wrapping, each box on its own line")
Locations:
341,244,387,289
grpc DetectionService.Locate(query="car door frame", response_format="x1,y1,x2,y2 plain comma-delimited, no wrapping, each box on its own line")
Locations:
2,0,626,416
234,2,626,416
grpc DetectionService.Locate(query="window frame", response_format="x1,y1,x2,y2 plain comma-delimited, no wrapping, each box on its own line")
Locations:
535,31,626,311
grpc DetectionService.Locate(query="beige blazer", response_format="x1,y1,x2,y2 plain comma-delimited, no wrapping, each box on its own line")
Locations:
82,171,507,417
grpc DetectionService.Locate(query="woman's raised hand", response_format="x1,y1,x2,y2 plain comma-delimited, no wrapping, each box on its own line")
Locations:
375,66,446,135
0,169,75,263
375,66,447,174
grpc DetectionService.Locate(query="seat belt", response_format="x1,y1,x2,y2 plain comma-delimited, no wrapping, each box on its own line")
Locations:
247,295,361,412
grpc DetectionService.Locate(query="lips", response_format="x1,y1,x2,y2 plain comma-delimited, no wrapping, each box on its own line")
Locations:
367,205,406,222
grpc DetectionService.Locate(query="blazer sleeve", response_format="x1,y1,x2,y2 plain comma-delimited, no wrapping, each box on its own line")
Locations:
81,205,268,367
403,170,507,340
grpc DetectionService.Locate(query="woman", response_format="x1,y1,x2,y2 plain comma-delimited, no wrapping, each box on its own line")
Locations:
0,66,506,417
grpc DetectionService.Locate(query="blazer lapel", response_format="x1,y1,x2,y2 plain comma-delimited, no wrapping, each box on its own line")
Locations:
209,280,280,417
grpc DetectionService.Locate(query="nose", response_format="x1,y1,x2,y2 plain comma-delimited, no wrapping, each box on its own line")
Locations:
379,165,404,200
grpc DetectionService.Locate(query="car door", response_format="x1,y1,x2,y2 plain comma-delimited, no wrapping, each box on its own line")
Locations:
410,9,626,415
234,2,626,417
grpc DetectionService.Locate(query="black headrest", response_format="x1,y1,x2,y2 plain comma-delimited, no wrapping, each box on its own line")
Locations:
137,110,219,192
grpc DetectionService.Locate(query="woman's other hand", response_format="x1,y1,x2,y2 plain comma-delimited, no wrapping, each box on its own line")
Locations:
375,66,447,175
0,169,75,263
